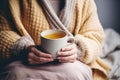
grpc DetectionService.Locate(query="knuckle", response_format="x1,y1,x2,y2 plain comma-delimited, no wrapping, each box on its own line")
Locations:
40,57,45,62
31,47,35,51
28,52,33,57
28,46,34,52
30,47,34,51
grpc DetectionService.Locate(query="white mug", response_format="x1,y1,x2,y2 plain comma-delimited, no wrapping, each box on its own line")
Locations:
40,29,74,59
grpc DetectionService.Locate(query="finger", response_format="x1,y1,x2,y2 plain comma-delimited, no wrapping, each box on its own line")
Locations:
57,50,74,57
58,47,78,57
39,52,53,58
28,58,40,65
31,47,52,58
61,43,76,51
58,54,77,63
39,57,53,64
28,52,40,62
28,57,53,65
59,57,76,63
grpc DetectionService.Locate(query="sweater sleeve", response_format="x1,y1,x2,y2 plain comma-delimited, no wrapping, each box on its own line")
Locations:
75,0,105,64
0,13,21,64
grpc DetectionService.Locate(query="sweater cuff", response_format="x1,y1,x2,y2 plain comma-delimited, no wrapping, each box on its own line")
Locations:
75,36,86,61
75,34,94,64
10,35,35,56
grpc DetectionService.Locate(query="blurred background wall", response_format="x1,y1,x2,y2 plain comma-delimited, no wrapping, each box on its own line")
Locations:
95,0,120,33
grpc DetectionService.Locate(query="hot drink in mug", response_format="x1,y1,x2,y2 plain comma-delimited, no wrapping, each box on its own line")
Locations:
40,29,74,59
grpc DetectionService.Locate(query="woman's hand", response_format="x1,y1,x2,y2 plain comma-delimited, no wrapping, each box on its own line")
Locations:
27,46,54,65
57,43,79,63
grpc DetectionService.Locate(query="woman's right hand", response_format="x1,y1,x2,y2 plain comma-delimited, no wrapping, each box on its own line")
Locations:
27,46,54,65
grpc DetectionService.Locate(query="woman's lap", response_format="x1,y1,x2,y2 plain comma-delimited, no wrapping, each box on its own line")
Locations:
0,60,93,80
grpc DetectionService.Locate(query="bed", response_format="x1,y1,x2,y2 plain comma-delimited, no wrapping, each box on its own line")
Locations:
100,28,120,80
95,0,120,79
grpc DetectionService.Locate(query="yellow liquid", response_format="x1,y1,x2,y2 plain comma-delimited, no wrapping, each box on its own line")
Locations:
44,33,65,39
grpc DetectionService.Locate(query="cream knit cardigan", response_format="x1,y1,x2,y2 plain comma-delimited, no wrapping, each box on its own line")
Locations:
0,0,111,80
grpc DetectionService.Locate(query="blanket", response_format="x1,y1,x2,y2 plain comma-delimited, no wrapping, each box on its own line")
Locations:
100,28,120,80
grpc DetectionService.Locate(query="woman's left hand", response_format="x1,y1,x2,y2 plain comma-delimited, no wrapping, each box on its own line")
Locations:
57,43,79,63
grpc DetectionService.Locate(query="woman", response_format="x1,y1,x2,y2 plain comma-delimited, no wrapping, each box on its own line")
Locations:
0,0,110,80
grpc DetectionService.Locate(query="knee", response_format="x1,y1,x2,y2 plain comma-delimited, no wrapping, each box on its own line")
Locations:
61,61,93,80
5,61,27,80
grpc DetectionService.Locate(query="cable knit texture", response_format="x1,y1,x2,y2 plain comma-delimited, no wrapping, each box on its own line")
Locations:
0,0,111,80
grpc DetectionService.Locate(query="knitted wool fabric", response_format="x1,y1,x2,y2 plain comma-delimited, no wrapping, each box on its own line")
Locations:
0,0,111,80
40,0,75,36
10,0,76,58
10,35,35,56
0,14,21,64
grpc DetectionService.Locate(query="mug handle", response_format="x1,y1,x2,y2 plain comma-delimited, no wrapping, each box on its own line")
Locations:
67,36,75,43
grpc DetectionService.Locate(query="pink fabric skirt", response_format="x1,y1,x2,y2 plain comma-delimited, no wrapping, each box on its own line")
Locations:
0,60,93,80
